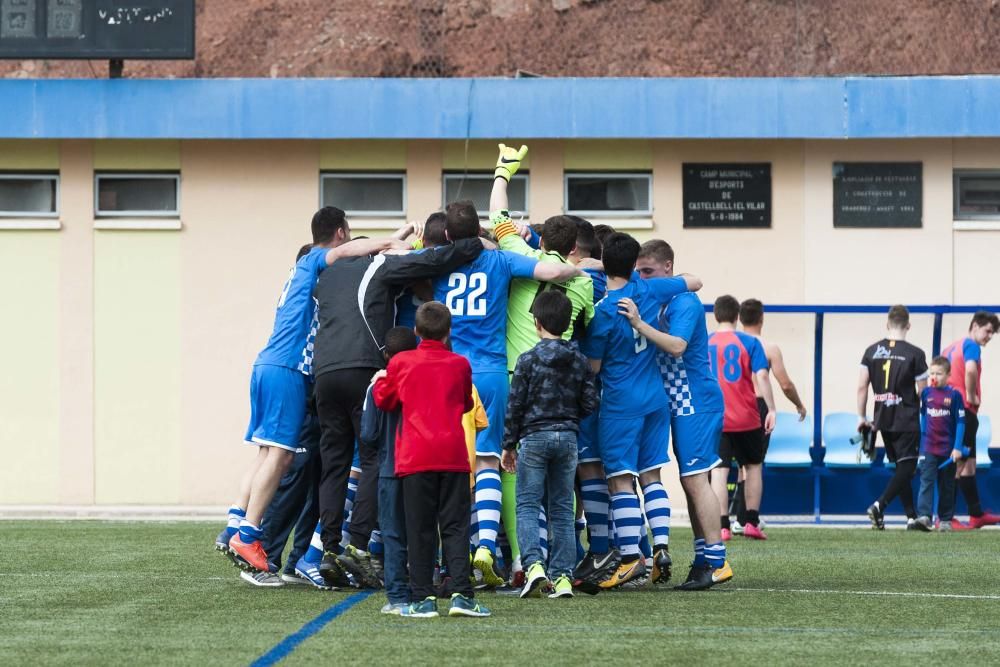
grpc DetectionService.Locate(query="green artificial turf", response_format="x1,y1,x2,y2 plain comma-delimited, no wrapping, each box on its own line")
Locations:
1,521,997,666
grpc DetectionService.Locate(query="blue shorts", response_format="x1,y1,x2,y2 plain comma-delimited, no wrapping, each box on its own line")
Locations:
244,364,310,452
597,408,671,478
351,441,362,474
671,411,724,476
473,370,509,458
577,413,600,464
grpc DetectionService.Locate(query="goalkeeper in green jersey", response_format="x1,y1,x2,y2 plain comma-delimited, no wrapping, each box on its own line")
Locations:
488,143,596,581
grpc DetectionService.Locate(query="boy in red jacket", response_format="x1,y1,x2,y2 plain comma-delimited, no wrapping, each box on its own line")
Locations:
373,302,491,619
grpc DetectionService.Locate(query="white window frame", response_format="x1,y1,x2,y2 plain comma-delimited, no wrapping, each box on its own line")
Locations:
319,172,407,218
442,173,529,219
954,169,1000,223
564,171,652,218
94,172,180,218
0,173,60,218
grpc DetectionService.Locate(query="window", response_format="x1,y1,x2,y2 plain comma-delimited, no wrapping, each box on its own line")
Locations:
954,170,1000,220
565,173,651,217
95,173,179,217
320,173,406,217
0,174,58,217
443,173,528,218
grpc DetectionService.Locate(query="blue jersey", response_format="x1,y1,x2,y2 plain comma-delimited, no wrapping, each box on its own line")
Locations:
583,267,607,304
255,246,328,374
433,249,538,372
395,287,424,330
581,275,689,418
656,292,724,417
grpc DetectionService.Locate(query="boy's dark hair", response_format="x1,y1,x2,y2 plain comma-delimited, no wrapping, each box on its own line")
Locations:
970,310,1000,331
930,355,951,374
637,239,674,265
601,232,641,279
887,304,910,329
540,215,578,257
532,290,572,337
311,206,348,244
415,301,451,341
593,224,615,252
423,212,448,248
739,298,764,327
568,216,597,259
714,295,741,324
385,326,418,359
445,200,480,240
296,243,314,261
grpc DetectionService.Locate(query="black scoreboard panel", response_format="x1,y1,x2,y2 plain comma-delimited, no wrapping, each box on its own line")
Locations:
0,0,194,59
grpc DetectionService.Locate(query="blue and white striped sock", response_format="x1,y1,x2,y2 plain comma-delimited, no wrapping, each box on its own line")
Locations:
341,477,358,548
475,469,503,553
574,518,587,562
226,506,246,539
580,477,610,554
238,519,262,544
705,541,726,570
303,520,323,563
538,508,549,563
610,492,643,559
693,537,707,567
368,529,383,557
641,481,671,548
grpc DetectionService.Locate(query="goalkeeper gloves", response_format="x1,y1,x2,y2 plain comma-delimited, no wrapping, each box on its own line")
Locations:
494,143,528,182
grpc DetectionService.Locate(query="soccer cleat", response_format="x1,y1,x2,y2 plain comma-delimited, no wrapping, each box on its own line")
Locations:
620,569,652,590
380,602,408,615
598,558,647,590
743,523,768,540
573,549,620,583
472,547,506,588
674,564,715,591
520,562,549,599
712,559,734,585
651,547,672,584
950,518,974,532
337,545,383,589
448,593,491,617
319,551,354,588
911,516,933,532
239,570,284,587
228,534,269,573
867,503,885,531
548,575,574,598
968,511,1000,529
371,556,385,587
510,568,525,590
937,519,951,532
494,143,529,182
720,528,732,541
731,521,745,535
401,597,439,618
214,529,241,567
292,557,334,590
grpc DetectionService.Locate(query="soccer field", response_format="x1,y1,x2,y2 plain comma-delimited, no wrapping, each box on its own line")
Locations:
2,522,998,666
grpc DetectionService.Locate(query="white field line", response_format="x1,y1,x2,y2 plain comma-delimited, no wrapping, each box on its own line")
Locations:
736,587,1000,600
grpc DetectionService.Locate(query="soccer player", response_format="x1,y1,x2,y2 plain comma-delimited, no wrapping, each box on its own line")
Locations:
625,239,730,589
708,296,776,541
580,233,700,589
436,146,581,586
857,305,928,530
914,356,966,531
221,209,409,573
942,310,1000,529
394,212,447,331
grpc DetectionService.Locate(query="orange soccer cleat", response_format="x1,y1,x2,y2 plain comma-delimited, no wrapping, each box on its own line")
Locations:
228,533,270,572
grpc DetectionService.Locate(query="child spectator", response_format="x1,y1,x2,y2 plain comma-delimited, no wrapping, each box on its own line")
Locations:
359,326,419,614
501,291,599,599
372,302,491,619
914,357,967,531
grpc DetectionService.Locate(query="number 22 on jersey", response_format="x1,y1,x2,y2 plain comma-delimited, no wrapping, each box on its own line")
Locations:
445,272,488,316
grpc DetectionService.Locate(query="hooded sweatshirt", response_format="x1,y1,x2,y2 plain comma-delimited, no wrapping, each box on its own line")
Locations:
503,338,600,450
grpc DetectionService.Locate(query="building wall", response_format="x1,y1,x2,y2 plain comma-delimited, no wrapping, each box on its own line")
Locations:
1,138,997,506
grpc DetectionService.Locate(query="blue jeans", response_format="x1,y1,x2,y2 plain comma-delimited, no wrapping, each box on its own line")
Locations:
515,430,578,578
917,453,957,521
378,476,408,604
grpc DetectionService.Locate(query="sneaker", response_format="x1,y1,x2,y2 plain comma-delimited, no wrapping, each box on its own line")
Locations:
380,602,408,615
743,522,768,540
619,569,651,590
319,551,354,588
472,547,506,588
548,575,574,598
598,558,647,590
867,502,885,531
337,545,383,589
938,519,952,532
280,571,310,585
401,597,439,618
239,570,284,587
950,518,974,532
674,564,715,591
912,516,933,532
448,593,491,617
968,511,1000,529
229,534,269,572
292,557,334,590
731,521,744,535
520,562,550,599
651,547,672,584
712,559,734,584
720,528,732,541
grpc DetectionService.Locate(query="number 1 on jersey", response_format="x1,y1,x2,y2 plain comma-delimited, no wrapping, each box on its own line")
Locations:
882,359,891,389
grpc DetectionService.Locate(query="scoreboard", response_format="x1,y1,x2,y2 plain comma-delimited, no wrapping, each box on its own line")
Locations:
0,0,194,59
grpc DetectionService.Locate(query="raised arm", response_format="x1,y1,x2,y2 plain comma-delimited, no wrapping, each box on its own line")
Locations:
324,236,409,265
533,260,582,283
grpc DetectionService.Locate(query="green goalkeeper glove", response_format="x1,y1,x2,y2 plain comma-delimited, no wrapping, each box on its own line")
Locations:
494,143,528,182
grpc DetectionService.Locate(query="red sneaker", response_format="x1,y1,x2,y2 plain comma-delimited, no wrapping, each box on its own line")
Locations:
229,534,269,572
743,523,768,540
720,528,732,541
968,512,1000,529
950,518,974,532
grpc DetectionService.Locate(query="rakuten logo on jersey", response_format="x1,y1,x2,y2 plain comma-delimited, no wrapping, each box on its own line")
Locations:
926,407,950,418
873,392,902,406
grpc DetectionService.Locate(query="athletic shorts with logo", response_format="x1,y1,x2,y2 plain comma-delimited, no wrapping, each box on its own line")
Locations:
671,411,724,476
244,364,310,452
597,408,670,477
